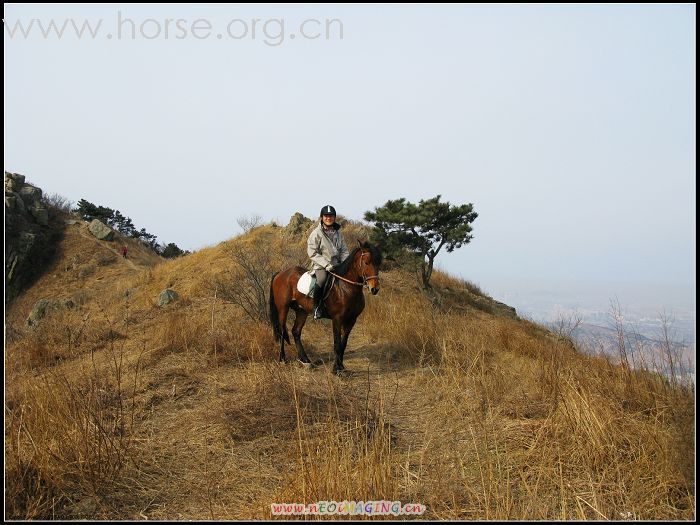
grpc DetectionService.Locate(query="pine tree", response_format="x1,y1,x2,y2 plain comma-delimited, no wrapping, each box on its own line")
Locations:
160,243,186,259
364,195,477,289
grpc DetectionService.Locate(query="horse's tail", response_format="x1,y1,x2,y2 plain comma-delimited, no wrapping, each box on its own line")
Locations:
269,272,289,343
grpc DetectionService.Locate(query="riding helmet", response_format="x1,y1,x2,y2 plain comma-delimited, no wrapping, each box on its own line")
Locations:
320,205,336,217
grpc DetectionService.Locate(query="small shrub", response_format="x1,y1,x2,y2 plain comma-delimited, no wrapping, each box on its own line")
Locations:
94,252,115,267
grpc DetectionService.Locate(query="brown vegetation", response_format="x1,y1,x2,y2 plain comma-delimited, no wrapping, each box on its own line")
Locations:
4,220,695,520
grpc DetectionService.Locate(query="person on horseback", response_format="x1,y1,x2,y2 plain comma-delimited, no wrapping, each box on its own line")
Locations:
307,205,350,319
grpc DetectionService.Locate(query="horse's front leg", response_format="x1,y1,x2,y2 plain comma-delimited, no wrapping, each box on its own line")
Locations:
332,319,343,373
279,335,286,363
338,316,357,371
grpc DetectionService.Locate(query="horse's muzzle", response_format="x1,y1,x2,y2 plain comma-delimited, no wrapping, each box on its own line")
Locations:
370,287,379,295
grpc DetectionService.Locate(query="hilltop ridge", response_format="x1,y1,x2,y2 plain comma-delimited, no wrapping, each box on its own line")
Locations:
4,203,695,520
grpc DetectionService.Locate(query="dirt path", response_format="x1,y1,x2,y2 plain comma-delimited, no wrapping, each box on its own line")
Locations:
125,318,434,521
76,227,139,271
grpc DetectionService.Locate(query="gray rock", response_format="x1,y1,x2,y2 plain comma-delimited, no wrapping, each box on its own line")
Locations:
5,171,25,185
27,299,53,326
5,172,25,192
14,192,27,214
493,300,518,319
285,212,312,236
88,219,115,241
18,184,42,205
30,204,49,226
158,289,178,306
5,193,16,212
5,191,26,214
6,253,19,282
5,173,58,306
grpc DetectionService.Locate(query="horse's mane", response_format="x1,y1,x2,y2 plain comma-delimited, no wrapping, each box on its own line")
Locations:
334,242,382,276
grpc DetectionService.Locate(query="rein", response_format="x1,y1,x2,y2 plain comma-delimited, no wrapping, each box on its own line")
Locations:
328,271,365,286
328,251,379,288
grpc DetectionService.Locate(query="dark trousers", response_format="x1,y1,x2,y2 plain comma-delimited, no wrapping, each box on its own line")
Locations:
314,268,328,289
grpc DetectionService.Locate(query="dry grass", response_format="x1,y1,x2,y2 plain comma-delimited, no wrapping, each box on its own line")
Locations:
4,221,695,520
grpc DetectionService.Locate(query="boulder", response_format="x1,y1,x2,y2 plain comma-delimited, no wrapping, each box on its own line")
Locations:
158,289,178,306
88,219,115,241
27,298,54,326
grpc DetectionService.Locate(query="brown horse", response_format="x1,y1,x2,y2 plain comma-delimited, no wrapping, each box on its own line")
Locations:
269,241,382,373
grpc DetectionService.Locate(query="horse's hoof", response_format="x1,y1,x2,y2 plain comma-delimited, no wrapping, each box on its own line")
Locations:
298,360,313,368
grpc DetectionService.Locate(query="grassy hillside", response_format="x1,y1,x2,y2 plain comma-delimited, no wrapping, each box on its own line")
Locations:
4,219,695,520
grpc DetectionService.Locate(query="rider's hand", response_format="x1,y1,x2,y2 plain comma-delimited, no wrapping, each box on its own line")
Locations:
325,263,335,272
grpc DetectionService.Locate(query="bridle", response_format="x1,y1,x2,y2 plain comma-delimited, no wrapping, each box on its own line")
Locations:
328,250,379,289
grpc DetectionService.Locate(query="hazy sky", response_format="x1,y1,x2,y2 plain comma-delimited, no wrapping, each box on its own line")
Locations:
4,4,696,309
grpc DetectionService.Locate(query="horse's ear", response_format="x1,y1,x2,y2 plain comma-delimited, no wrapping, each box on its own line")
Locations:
357,240,363,249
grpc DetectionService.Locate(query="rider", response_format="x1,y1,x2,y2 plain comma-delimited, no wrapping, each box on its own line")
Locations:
307,205,350,319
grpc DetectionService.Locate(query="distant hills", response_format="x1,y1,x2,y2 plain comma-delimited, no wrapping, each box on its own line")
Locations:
562,322,695,381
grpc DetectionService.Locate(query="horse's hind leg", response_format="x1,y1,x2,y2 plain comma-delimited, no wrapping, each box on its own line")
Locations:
278,304,290,363
291,309,311,364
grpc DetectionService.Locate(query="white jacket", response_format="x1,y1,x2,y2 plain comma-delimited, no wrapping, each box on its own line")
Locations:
307,222,350,271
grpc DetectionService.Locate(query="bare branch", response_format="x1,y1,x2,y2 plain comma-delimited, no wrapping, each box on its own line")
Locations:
236,214,263,233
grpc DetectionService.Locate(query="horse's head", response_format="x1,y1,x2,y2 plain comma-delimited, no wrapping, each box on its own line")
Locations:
357,240,382,295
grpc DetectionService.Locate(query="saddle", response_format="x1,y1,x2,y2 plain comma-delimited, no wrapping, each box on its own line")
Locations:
296,271,333,299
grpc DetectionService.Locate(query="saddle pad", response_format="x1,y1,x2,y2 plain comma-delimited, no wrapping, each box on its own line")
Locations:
296,271,316,297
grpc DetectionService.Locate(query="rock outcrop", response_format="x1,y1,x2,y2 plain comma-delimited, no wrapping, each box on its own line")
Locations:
5,171,62,305
5,172,49,226
285,212,313,236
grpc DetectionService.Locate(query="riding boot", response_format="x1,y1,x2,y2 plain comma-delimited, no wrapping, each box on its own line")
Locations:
312,282,325,319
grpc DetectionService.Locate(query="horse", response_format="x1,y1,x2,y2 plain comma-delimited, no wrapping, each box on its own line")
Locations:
268,240,382,374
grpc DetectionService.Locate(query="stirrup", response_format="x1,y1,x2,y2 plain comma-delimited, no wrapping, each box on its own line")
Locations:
313,304,324,319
